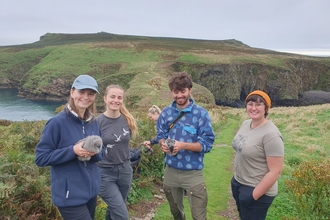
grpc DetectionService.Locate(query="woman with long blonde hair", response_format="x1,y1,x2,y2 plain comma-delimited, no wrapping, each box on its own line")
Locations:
96,84,138,220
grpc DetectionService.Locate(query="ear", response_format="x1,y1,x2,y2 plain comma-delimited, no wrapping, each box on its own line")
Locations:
188,88,193,98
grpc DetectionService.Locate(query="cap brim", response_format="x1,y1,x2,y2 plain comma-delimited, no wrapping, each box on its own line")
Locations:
73,85,100,94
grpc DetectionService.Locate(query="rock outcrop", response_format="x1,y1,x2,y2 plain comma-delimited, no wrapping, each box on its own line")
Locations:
171,60,330,107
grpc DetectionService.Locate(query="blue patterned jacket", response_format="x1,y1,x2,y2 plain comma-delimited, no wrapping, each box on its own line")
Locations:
156,99,215,170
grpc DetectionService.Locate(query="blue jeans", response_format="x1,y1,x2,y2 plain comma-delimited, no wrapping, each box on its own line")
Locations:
231,177,275,220
98,160,133,220
58,196,97,220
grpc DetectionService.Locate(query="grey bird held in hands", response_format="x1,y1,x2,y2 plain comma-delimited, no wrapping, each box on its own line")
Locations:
165,138,177,156
77,135,103,161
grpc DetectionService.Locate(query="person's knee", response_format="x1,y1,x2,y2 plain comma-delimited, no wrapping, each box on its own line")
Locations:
163,184,184,219
189,183,208,206
189,183,208,220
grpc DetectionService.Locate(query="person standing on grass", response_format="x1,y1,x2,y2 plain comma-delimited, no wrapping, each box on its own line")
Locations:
35,74,105,220
96,84,138,220
231,90,284,220
156,72,215,220
143,104,161,148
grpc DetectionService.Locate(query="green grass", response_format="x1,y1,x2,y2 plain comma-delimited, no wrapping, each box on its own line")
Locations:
21,46,165,89
1,33,330,110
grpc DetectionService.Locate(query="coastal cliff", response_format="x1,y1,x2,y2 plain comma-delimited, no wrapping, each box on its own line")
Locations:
0,32,329,108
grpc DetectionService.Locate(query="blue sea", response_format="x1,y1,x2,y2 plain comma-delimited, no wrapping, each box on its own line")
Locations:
0,88,65,121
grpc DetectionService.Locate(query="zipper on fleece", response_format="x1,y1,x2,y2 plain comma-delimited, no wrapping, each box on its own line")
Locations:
81,121,87,167
82,121,85,135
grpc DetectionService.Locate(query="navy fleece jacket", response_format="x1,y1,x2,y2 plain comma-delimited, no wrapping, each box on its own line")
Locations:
35,109,105,207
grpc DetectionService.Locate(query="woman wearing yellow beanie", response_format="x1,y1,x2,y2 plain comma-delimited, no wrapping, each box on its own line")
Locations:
230,90,284,220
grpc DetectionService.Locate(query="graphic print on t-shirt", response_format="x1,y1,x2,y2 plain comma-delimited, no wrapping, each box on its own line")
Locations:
114,133,122,142
106,144,114,154
122,128,130,136
232,134,247,152
105,126,130,159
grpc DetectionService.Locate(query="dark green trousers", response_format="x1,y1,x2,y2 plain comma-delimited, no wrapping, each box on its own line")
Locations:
163,166,208,220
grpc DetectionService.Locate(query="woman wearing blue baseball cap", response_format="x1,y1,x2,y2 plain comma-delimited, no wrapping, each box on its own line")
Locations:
35,74,105,220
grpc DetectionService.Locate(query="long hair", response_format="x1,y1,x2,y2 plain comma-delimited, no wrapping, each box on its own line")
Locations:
66,88,97,121
104,85,138,138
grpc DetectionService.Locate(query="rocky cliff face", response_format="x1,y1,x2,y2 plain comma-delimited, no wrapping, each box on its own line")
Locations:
2,60,330,107
171,60,330,107
2,59,330,107
18,77,70,102
1,34,329,108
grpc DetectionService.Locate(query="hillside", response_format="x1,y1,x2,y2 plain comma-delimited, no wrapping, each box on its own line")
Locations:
0,32,329,110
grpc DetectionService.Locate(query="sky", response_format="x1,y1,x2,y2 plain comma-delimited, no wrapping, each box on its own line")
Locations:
1,0,330,56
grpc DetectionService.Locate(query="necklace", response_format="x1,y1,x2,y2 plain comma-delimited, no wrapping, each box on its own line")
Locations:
250,118,267,129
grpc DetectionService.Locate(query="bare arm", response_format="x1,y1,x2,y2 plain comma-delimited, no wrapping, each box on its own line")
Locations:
159,139,201,154
174,140,201,152
253,156,284,200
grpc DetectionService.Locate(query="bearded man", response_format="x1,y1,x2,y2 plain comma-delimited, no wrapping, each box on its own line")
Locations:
157,72,215,220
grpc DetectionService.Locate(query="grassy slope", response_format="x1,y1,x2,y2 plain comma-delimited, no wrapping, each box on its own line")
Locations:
1,33,329,109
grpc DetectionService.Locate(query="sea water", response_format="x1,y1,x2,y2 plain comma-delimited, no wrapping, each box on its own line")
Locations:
0,88,65,121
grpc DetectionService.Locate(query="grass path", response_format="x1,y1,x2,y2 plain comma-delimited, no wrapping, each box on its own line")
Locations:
153,116,241,219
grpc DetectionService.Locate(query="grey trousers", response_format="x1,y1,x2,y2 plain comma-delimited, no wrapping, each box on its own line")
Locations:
163,166,208,220
98,160,133,220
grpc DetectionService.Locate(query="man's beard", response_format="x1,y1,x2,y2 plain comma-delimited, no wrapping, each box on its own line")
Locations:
176,96,189,107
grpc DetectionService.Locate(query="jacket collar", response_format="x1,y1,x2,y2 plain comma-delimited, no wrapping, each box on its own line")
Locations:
67,104,93,122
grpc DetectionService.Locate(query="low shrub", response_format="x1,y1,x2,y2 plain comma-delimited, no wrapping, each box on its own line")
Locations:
285,159,330,219
0,150,61,219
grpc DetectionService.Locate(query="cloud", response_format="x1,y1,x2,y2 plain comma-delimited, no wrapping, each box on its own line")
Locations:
0,0,329,56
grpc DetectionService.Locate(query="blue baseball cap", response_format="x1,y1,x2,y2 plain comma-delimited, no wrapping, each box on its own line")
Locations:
71,75,100,94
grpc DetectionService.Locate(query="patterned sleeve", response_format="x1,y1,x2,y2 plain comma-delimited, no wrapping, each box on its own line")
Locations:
156,108,169,141
197,109,215,153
